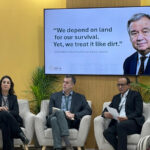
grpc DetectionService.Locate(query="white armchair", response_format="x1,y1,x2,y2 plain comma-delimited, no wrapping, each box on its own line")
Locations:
94,102,150,150
14,99,35,147
0,99,35,149
35,100,92,150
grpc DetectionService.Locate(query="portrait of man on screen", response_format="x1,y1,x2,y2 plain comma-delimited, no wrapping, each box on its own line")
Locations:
123,13,150,75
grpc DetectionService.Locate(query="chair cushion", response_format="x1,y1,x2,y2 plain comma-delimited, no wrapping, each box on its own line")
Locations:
127,134,140,144
44,128,78,140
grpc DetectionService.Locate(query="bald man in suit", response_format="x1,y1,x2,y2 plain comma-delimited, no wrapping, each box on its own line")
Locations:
102,77,144,150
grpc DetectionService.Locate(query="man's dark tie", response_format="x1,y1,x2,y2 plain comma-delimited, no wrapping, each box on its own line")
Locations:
138,56,147,75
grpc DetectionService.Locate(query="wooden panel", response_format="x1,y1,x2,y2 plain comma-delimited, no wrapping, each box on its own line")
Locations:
66,0,140,8
65,0,140,148
74,76,118,148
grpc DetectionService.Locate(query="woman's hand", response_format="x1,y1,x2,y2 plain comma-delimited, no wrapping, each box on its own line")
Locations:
0,106,8,111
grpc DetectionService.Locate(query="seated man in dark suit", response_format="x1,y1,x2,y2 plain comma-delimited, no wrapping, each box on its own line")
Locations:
46,75,92,150
102,77,145,150
123,13,150,75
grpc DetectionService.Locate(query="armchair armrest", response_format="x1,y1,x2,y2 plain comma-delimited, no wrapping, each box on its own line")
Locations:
94,115,111,149
23,111,35,143
77,115,91,146
35,112,47,145
94,115,105,149
141,118,150,138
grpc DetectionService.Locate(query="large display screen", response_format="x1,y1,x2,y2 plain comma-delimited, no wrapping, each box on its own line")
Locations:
44,7,150,75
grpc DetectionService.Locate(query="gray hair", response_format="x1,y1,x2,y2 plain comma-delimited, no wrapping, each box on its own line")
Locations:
127,13,150,34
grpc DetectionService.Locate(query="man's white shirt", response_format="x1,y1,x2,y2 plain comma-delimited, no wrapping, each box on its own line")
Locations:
119,90,129,117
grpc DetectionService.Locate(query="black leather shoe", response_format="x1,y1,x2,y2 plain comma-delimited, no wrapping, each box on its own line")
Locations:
19,132,29,145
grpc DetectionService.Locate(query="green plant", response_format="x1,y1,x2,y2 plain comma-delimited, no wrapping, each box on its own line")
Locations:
29,66,59,113
131,82,150,103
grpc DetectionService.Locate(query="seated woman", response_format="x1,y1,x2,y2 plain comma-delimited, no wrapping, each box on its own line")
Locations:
0,75,29,150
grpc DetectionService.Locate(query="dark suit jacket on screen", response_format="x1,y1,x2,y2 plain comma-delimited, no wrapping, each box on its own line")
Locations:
102,90,145,129
123,52,150,75
48,91,92,129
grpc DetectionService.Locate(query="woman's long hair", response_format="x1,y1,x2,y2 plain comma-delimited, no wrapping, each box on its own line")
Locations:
0,75,15,95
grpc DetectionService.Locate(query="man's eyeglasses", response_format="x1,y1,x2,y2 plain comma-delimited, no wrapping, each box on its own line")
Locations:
117,83,127,87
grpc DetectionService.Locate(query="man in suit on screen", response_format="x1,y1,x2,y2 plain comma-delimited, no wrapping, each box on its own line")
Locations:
102,76,144,150
123,13,150,75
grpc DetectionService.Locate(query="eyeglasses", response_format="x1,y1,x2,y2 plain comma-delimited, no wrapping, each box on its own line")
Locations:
117,83,127,87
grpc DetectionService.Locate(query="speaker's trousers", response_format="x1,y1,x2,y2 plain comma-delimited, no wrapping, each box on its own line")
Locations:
48,110,69,149
0,111,22,150
103,119,141,150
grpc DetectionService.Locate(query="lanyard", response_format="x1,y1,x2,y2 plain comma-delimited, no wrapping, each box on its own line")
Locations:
118,97,126,113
